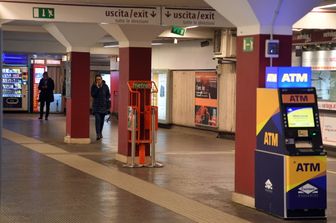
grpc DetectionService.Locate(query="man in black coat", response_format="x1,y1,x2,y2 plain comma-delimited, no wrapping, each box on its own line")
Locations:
38,71,55,120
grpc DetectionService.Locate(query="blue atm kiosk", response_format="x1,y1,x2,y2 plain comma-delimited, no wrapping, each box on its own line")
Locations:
255,67,327,219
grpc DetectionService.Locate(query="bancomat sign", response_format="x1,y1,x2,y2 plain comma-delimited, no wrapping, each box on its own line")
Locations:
265,67,312,89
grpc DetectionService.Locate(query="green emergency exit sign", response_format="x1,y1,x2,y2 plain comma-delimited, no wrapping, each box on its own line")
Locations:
243,37,254,52
33,7,55,19
171,26,185,36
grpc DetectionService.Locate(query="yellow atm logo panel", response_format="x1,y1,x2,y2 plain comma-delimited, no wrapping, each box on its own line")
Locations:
286,156,326,192
264,132,278,147
256,89,279,135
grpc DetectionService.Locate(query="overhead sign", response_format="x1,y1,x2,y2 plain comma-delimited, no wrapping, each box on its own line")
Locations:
104,7,159,25
0,2,160,25
302,50,336,70
292,29,336,45
33,7,55,19
0,2,234,27
265,67,312,89
3,53,28,65
162,7,231,27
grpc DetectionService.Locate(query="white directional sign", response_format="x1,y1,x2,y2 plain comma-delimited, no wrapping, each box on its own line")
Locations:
0,2,160,25
162,7,232,27
104,7,160,25
0,2,233,27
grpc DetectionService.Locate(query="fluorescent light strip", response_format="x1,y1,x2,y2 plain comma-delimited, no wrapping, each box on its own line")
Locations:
104,45,119,48
185,26,198,29
315,3,336,10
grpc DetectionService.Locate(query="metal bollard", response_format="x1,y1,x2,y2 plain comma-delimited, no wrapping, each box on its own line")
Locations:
131,108,136,166
151,107,156,166
148,107,163,168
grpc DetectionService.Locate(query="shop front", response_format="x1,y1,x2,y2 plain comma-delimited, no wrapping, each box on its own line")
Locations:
302,50,336,147
31,56,64,113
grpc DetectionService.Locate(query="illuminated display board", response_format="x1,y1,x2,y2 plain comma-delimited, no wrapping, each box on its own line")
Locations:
3,53,27,65
266,67,312,88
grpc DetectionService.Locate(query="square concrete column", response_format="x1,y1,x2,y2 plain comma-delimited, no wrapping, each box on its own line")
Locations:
116,47,151,161
64,52,91,144
234,34,292,199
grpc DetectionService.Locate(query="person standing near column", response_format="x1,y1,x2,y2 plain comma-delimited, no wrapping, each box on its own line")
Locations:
91,74,111,140
38,71,54,120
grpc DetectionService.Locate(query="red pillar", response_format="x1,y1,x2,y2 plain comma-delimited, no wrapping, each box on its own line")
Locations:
65,52,90,143
235,35,292,197
110,71,119,114
118,47,151,157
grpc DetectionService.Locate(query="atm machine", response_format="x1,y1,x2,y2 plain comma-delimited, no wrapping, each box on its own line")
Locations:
255,87,326,219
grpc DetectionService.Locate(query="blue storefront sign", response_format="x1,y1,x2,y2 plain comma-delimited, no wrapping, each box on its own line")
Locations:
2,53,28,65
265,66,312,88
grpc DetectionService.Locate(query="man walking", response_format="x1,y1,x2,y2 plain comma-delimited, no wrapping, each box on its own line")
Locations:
38,71,54,120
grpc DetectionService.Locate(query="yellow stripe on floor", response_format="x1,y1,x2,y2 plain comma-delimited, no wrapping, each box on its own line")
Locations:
2,128,251,223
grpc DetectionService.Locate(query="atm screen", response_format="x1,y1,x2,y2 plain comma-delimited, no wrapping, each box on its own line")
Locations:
287,107,315,128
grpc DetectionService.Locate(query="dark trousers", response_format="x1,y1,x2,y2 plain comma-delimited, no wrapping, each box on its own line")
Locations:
39,101,51,118
95,113,106,136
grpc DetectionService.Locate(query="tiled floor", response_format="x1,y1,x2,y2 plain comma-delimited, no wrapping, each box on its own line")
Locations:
1,113,335,222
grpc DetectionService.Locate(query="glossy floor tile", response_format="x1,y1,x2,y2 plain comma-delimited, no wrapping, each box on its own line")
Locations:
1,113,335,222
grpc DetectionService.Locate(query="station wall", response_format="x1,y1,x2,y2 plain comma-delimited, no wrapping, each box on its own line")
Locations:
152,40,236,133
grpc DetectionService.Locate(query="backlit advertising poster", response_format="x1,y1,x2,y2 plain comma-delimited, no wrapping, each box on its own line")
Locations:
157,73,167,120
152,70,170,124
195,71,217,127
33,65,47,112
320,115,336,147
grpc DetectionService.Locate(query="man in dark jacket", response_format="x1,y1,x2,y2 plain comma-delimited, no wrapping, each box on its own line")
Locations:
38,71,54,120
91,74,111,140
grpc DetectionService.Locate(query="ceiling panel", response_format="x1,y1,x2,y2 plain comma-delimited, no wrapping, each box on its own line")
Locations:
0,0,211,8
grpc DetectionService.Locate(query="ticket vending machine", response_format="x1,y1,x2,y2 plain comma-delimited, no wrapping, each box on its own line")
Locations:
255,87,326,219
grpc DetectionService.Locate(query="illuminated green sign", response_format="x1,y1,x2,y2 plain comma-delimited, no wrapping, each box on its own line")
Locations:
33,7,55,19
171,26,185,36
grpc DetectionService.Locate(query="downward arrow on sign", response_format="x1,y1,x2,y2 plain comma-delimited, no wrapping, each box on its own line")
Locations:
165,11,171,17
151,11,156,17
